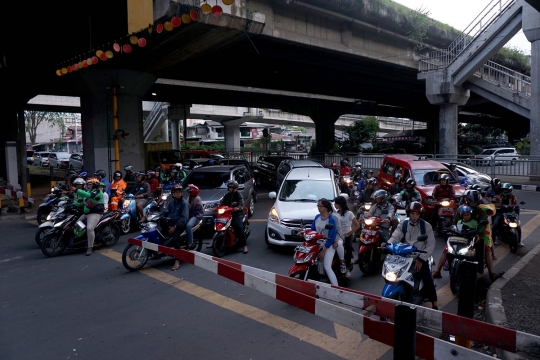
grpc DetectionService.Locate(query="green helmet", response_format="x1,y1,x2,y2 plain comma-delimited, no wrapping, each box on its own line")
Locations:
501,183,513,196
99,182,106,188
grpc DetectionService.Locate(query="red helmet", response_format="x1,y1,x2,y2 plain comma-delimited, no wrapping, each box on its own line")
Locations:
172,184,183,192
406,201,424,216
331,162,337,167
187,184,200,197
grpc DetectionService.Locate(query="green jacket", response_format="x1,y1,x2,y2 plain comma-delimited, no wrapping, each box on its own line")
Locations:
454,206,487,235
75,188,105,214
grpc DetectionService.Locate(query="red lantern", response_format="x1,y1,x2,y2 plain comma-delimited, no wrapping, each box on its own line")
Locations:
113,43,121,52
91,56,98,64
73,63,79,71
211,5,223,17
96,50,103,57
123,44,132,53
61,67,68,74
78,61,84,68
67,65,72,73
222,0,233,5
190,9,199,21
171,16,181,27
83,60,88,68
156,23,163,33
100,53,108,61
138,38,147,47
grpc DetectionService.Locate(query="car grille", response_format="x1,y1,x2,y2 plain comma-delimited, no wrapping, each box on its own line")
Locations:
280,218,312,229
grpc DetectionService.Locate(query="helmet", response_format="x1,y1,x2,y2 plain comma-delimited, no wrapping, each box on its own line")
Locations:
146,170,156,178
365,169,373,176
366,178,376,186
406,201,424,216
172,183,183,192
501,183,513,196
340,159,348,166
491,178,501,187
187,184,200,197
226,180,239,189
459,205,473,214
394,173,403,181
99,182,106,187
470,184,482,192
135,172,146,181
355,162,362,167
65,172,77,181
124,165,134,172
86,177,100,187
73,178,85,186
175,163,183,170
465,190,482,204
405,178,416,188
208,159,214,165
440,174,450,183
154,166,161,172
331,162,337,167
113,171,122,178
78,170,88,179
95,170,106,179
373,189,388,203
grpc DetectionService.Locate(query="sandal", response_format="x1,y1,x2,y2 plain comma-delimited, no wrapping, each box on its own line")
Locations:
490,271,505,282
432,271,442,279
171,263,181,271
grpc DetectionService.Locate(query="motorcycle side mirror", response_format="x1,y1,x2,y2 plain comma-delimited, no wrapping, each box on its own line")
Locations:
325,224,334,230
417,235,428,242
479,220,489,225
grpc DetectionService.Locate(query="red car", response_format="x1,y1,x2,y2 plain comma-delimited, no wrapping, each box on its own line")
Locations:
377,155,465,218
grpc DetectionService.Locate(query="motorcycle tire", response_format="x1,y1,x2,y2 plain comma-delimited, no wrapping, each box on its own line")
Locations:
100,224,121,247
289,270,307,281
36,208,49,225
122,244,149,271
41,233,67,257
450,263,461,294
120,217,131,234
358,252,379,275
509,231,518,254
35,227,52,247
212,234,227,258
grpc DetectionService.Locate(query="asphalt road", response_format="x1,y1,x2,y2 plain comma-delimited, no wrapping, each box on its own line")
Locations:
1,188,539,359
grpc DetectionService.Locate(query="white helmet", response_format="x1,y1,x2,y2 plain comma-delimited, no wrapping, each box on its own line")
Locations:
355,162,362,167
73,177,85,186
175,163,183,170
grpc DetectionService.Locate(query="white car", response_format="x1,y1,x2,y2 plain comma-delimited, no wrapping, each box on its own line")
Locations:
471,147,519,165
265,167,345,247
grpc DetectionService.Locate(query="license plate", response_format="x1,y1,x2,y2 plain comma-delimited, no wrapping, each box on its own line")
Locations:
386,255,408,265
361,229,377,235
294,246,310,253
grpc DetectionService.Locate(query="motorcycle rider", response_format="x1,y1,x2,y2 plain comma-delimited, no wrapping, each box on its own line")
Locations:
109,171,127,211
166,184,190,271
388,173,404,195
430,174,455,226
354,178,376,210
215,180,248,254
485,178,502,203
175,163,187,181
330,162,340,183
185,184,203,251
99,182,109,211
313,198,340,286
71,177,86,202
366,190,394,242
357,170,375,191
94,170,110,197
123,165,136,194
381,201,438,310
338,159,352,194
133,172,151,222
72,177,105,256
492,183,522,247
167,169,182,185
397,178,421,204
146,170,159,195
61,172,78,195
155,166,168,184
351,162,364,182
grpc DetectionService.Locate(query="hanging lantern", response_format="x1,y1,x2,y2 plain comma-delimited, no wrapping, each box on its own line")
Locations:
86,58,93,66
100,53,108,61
156,23,163,33
67,65,72,73
129,36,138,45
222,0,233,5
113,43,121,52
171,16,181,27
164,21,174,31
82,60,88,68
181,13,191,24
138,38,147,47
96,50,103,57
190,9,199,21
91,56,98,64
201,3,212,14
105,50,114,59
61,67,68,74
73,63,79,71
123,44,132,53
56,69,62,76
78,61,84,68
212,5,223,17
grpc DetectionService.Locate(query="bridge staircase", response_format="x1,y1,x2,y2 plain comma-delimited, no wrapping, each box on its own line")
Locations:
143,102,169,142
419,0,530,118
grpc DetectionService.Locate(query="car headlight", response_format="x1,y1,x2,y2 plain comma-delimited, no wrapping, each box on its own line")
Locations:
269,207,280,224
385,272,398,282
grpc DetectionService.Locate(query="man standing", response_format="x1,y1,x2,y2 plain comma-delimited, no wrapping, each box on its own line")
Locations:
110,171,127,211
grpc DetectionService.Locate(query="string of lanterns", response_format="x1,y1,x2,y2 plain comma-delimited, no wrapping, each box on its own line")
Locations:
56,0,233,76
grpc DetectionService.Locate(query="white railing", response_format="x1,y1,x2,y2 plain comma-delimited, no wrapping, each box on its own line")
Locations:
143,102,168,139
419,0,516,71
473,60,531,97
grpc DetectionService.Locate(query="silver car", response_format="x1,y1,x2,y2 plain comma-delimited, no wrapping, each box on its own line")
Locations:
181,165,256,228
48,152,71,169
69,153,83,170
34,152,50,166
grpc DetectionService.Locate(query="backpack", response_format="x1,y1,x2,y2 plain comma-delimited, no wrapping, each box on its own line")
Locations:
401,219,426,241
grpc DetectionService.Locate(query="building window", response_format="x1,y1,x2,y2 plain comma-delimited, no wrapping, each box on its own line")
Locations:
240,127,250,137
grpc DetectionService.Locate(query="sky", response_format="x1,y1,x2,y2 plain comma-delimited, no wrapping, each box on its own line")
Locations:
391,0,531,55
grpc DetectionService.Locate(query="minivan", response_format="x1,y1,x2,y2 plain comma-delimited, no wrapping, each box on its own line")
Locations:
472,147,519,165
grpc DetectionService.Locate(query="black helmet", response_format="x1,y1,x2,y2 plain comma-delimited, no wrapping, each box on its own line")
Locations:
406,201,424,216
154,166,161,172
490,178,501,187
113,171,122,178
340,159,348,166
470,184,482,192
405,178,416,188
440,174,450,183
65,172,77,181
394,173,403,181
135,172,146,181
465,190,481,204
95,169,106,179
226,180,239,189
124,165,134,172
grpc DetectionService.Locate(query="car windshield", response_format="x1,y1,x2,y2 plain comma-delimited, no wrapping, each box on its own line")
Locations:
278,179,335,202
159,150,184,163
481,149,496,155
183,171,230,189
413,169,458,185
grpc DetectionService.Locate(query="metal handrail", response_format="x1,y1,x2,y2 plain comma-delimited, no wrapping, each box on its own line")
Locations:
473,60,531,97
419,0,516,71
143,102,168,136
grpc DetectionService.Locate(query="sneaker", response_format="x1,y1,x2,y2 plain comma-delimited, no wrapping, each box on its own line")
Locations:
85,248,92,256
518,242,525,247
345,269,351,278
340,262,346,274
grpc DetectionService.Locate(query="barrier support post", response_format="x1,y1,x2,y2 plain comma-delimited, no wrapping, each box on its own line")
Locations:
455,260,478,348
49,165,54,189
394,304,416,360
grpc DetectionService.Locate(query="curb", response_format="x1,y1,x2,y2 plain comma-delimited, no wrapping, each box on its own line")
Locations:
486,242,540,359
0,214,37,222
512,184,540,192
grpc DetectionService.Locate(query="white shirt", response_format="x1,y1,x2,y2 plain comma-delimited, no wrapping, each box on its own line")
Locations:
336,211,355,235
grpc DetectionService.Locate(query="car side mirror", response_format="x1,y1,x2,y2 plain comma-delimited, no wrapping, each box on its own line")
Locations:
268,191,277,199
417,235,428,242
325,224,334,230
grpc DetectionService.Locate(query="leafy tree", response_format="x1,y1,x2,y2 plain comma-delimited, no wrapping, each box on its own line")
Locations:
345,116,379,150
515,137,530,156
24,111,67,145
458,123,505,146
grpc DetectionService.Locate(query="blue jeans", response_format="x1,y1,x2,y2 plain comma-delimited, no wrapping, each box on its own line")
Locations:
186,217,198,245
232,216,247,247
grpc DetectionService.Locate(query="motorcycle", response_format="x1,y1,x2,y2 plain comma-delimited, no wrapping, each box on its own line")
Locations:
340,175,354,197
289,223,348,285
494,205,521,254
210,204,251,257
356,202,372,221
121,211,204,271
357,216,386,274
119,193,156,234
381,236,433,305
445,222,485,294
40,208,122,257
36,187,64,224
35,197,71,247
430,197,457,236
389,195,406,234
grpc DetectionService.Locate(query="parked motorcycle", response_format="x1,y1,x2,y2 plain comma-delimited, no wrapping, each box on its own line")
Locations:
494,205,521,254
381,236,434,304
36,187,64,224
35,198,71,247
40,208,121,257
289,223,348,285
357,216,386,274
121,211,204,271
210,204,251,257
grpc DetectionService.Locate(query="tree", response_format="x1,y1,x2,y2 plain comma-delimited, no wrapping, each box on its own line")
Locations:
24,111,66,145
458,123,505,146
345,116,379,150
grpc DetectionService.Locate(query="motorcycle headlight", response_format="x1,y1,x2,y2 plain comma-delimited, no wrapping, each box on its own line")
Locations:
51,187,55,192
509,222,518,228
364,219,373,226
344,178,351,184
123,199,131,208
364,204,372,210
440,200,450,207
161,195,167,200
217,208,226,215
385,272,398,282
269,207,280,224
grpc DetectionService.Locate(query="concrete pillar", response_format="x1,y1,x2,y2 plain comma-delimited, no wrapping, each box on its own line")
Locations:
168,105,191,150
223,123,240,153
310,112,340,153
439,104,459,155
161,120,169,142
425,117,439,155
17,109,27,191
170,119,180,150
78,69,156,175
0,99,24,181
